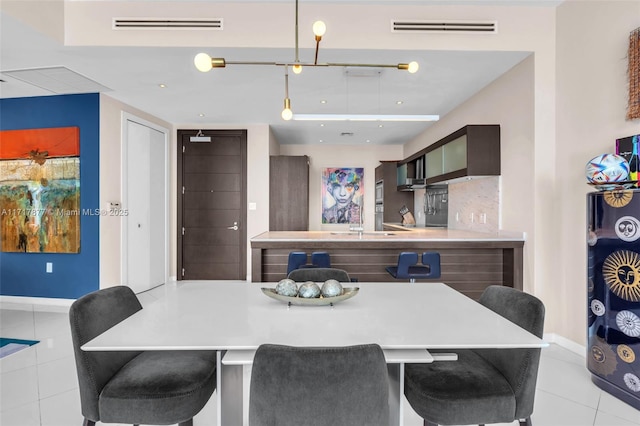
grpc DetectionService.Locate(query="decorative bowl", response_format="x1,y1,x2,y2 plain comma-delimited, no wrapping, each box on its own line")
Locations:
261,287,359,306
587,180,637,191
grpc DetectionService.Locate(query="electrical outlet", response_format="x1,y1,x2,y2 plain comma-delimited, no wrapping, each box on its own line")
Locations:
46,262,53,273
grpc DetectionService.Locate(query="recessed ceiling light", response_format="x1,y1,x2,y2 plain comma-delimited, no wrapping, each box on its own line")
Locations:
320,123,324,127
366,139,371,143
378,124,384,128
319,139,324,143
199,113,205,117
320,100,327,104
396,101,403,105
159,83,167,88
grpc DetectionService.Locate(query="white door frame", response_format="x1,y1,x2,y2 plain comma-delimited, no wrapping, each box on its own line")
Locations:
121,112,170,290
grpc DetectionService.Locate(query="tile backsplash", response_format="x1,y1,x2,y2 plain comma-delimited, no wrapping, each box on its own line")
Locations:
447,176,500,232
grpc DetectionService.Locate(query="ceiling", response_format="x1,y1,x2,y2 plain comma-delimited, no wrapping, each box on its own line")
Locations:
0,1,539,145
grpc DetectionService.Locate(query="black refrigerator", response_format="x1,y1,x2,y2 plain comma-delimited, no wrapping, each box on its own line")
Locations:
587,188,640,408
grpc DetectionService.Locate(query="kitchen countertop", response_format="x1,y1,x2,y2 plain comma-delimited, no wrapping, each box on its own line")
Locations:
250,227,525,242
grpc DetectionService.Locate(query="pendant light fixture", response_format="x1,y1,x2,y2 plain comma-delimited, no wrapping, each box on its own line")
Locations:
194,0,421,120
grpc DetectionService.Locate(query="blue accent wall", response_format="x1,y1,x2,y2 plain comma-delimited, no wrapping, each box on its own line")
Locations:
0,93,100,299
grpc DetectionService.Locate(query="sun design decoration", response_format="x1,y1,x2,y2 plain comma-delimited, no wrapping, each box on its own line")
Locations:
624,373,640,392
604,190,634,208
618,344,636,363
588,337,617,376
603,250,640,301
616,310,640,337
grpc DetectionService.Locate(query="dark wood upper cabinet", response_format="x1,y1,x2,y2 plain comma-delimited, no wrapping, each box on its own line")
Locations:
403,125,500,185
269,155,309,231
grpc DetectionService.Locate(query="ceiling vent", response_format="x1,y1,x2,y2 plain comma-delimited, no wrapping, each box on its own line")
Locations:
392,20,497,34
1,67,111,94
113,18,223,30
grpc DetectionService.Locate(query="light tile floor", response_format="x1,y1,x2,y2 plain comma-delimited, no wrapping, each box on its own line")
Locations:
2,284,640,426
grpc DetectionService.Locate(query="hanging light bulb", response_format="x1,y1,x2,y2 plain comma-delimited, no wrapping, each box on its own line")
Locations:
194,53,225,72
292,63,303,74
398,62,420,73
313,20,326,40
282,98,293,120
194,53,213,72
282,66,293,120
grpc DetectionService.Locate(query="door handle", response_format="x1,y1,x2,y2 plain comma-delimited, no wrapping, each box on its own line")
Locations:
227,222,239,231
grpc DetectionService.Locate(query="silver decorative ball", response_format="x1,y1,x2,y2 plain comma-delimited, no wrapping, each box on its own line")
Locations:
275,279,298,297
321,279,343,297
298,281,321,298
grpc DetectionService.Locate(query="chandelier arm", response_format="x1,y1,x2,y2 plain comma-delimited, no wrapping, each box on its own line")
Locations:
216,60,410,70
314,39,321,65
224,61,280,66
327,63,402,68
295,0,300,63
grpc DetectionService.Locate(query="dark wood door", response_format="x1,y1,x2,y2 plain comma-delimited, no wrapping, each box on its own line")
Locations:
269,156,309,231
177,130,247,280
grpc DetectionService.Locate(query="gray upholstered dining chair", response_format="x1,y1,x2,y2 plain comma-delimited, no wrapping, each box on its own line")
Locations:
69,286,217,426
404,285,545,426
249,343,389,426
287,267,351,282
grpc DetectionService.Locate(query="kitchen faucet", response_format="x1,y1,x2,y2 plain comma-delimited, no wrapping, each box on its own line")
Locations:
349,208,364,235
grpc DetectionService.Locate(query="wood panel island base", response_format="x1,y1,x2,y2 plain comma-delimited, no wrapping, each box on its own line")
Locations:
251,229,525,299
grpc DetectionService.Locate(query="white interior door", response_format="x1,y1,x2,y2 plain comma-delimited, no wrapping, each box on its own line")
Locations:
124,116,167,293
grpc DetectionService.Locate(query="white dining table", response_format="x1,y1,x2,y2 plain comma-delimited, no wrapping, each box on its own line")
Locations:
82,281,547,426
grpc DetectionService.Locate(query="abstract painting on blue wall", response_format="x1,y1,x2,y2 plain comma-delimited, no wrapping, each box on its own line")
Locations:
0,127,80,253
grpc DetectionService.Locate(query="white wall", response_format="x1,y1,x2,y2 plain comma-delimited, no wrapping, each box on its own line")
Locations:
555,0,640,345
99,94,173,288
279,144,405,231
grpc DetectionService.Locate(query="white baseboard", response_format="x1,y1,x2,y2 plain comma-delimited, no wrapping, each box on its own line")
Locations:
0,295,73,312
543,332,586,357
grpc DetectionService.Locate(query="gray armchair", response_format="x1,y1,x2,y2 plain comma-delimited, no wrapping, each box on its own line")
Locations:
404,285,545,426
287,267,351,282
69,286,217,426
249,343,389,426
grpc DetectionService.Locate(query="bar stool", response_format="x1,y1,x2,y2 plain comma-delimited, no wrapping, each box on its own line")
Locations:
310,251,331,268
386,252,441,283
286,252,308,275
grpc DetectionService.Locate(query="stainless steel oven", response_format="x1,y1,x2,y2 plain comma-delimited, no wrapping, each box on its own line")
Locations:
375,181,384,204
375,204,384,231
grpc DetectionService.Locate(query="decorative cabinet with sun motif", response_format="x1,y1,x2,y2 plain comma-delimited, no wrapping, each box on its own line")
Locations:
587,188,640,409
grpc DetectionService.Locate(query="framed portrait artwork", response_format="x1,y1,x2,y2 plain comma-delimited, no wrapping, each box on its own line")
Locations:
322,167,364,224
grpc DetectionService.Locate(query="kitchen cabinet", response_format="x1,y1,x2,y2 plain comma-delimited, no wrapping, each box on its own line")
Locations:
269,155,309,231
425,146,443,179
375,161,414,223
396,156,426,191
406,125,500,185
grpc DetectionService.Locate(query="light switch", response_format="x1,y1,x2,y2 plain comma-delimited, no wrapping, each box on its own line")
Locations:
249,202,257,211
46,262,53,273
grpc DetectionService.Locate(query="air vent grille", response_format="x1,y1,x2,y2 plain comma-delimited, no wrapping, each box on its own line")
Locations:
392,20,497,34
113,18,223,30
